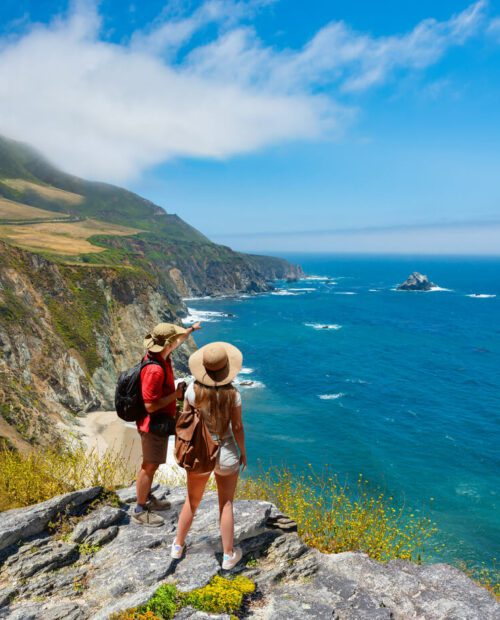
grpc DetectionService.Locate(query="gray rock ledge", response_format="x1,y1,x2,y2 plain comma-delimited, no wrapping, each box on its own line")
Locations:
0,484,497,620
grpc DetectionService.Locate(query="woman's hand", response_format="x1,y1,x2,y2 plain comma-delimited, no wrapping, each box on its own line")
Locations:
175,382,186,400
240,453,247,471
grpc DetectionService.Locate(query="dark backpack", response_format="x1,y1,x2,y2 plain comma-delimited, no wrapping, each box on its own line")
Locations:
115,358,166,422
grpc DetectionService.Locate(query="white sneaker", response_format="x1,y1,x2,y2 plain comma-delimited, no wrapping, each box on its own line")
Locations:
221,546,243,570
170,539,185,559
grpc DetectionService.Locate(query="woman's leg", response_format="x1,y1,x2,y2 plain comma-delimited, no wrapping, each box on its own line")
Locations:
214,470,239,555
175,472,211,546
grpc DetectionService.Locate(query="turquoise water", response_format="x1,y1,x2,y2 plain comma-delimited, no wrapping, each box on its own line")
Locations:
183,254,499,569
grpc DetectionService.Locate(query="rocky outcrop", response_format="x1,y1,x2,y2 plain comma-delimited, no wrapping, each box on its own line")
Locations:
0,486,497,620
0,241,193,446
0,238,301,447
397,272,436,291
100,234,303,298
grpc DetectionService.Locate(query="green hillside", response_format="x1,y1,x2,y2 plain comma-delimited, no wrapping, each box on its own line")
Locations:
0,135,208,244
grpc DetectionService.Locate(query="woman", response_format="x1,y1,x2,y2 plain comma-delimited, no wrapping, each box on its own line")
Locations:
171,341,247,570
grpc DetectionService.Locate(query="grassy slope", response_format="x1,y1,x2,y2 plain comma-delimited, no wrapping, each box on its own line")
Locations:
0,135,209,244
0,134,300,290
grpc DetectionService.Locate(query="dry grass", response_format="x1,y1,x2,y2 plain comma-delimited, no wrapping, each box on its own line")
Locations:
0,218,143,255
2,178,84,205
0,444,132,511
237,465,437,563
0,196,70,222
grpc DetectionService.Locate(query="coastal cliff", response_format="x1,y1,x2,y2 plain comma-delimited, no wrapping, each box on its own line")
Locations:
0,485,497,619
0,240,300,450
0,241,188,449
0,135,302,448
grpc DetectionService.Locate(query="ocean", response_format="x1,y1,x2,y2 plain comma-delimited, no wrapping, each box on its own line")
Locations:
181,254,499,570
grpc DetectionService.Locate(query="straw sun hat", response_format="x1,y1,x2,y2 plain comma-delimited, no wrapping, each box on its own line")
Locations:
189,342,243,387
143,322,188,353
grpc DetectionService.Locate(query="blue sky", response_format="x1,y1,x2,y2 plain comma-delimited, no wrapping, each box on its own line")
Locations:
1,0,499,254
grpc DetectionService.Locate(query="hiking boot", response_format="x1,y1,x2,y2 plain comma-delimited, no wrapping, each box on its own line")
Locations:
146,495,171,511
132,508,165,527
222,546,243,570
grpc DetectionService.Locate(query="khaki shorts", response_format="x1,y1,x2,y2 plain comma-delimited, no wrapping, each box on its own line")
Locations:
139,431,168,464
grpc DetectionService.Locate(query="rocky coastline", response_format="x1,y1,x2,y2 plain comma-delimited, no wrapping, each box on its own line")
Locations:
0,239,300,450
0,485,498,619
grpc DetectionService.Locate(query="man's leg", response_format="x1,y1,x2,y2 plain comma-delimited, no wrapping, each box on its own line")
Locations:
133,431,166,526
136,461,159,505
133,461,165,526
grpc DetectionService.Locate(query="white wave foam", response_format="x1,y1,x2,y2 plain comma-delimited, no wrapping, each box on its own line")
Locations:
271,290,300,296
239,367,254,375
305,322,342,330
234,378,265,389
182,296,212,301
301,275,331,281
345,378,369,384
318,393,345,400
391,286,452,293
334,291,357,295
267,434,315,444
288,287,316,292
466,293,496,299
455,482,481,498
182,308,235,323
368,289,380,292
426,286,452,292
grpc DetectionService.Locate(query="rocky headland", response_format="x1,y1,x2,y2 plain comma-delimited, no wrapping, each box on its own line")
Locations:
397,272,437,291
0,485,498,620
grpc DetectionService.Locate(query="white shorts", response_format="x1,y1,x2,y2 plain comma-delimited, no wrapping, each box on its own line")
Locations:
214,434,240,476
194,433,240,476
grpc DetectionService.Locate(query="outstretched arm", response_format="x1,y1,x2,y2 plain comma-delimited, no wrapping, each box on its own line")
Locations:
171,322,202,351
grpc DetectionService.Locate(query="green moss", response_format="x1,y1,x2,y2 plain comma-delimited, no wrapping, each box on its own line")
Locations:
45,267,109,376
78,542,101,556
113,575,256,620
0,286,30,323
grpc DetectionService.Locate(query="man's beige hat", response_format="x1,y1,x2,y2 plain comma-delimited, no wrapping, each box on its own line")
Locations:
143,322,189,353
189,341,243,387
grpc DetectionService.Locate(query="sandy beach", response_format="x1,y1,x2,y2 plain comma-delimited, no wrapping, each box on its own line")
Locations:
79,411,185,483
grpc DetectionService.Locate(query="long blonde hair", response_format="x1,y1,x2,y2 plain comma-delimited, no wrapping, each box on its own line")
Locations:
193,381,237,437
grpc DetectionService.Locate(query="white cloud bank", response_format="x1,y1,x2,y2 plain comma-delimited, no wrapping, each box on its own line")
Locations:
0,0,492,181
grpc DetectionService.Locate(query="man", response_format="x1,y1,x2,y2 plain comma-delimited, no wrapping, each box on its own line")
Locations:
133,321,201,526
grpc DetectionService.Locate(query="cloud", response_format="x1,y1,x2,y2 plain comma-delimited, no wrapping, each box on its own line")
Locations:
487,16,500,41
0,0,491,182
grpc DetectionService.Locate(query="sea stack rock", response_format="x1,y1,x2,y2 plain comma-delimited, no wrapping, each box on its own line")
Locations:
397,271,436,291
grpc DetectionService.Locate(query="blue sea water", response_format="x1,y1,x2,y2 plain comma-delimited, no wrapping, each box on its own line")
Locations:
183,254,500,569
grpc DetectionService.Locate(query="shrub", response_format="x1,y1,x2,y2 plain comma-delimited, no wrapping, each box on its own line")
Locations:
237,465,437,562
456,560,500,599
0,444,131,511
141,584,178,619
113,576,255,619
182,575,255,614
